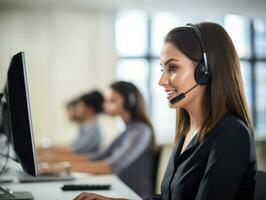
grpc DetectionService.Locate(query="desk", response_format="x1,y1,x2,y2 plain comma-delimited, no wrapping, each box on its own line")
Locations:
1,173,141,200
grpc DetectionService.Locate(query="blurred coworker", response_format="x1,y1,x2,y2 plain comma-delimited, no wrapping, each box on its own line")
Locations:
71,90,104,154
87,81,156,198
38,90,104,157
65,99,82,124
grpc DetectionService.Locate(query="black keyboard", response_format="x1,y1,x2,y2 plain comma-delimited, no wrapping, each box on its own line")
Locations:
61,184,111,191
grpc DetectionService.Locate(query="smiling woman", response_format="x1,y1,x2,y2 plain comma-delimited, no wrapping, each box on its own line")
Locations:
73,22,257,200
159,22,256,200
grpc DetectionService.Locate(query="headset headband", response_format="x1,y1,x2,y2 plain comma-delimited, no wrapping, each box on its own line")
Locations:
186,23,209,73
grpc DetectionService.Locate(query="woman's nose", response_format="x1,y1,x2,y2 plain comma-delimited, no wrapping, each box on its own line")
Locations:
159,72,169,87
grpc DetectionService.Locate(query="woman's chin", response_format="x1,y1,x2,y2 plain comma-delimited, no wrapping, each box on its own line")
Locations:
168,101,179,109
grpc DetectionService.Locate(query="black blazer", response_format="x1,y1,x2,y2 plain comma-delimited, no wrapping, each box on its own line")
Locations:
157,113,257,200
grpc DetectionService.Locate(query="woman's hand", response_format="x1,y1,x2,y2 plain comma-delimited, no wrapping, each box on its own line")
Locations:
38,162,71,175
38,151,89,163
70,161,112,174
73,192,127,200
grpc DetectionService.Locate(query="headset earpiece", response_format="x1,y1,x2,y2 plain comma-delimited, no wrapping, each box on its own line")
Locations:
195,62,211,85
124,92,136,110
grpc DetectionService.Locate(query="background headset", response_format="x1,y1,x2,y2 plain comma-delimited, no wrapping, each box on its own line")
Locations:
169,23,211,104
125,92,136,110
123,83,137,111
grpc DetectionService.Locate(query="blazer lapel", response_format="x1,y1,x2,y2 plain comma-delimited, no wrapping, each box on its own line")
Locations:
178,134,200,160
161,137,185,200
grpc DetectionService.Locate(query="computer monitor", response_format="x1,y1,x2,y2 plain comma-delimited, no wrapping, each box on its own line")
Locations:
0,52,37,199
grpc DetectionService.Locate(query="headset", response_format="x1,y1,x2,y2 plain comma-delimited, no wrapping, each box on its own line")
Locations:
186,23,211,85
123,85,137,111
125,92,136,110
170,23,211,104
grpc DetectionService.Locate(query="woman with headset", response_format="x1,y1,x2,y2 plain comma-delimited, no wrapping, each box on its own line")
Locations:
74,22,257,200
75,81,156,198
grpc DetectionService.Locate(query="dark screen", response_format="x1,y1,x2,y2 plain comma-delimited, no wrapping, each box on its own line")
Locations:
5,52,37,177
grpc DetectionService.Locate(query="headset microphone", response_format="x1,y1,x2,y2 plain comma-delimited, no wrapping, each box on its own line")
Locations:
169,84,199,104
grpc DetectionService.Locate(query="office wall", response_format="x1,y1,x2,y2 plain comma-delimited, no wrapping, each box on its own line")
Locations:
0,7,117,145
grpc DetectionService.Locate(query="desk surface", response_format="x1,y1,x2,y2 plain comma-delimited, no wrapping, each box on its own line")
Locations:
2,173,141,200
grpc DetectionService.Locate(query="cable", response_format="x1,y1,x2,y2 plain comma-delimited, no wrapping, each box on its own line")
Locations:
0,93,10,176
0,126,11,176
0,94,4,136
0,152,18,163
0,138,9,176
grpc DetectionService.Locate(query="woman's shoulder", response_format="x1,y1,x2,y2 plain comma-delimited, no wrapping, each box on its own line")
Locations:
129,120,150,129
127,121,152,135
210,112,254,147
219,112,251,134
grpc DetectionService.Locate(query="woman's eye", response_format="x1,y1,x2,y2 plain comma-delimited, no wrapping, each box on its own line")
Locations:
160,68,164,72
167,64,177,72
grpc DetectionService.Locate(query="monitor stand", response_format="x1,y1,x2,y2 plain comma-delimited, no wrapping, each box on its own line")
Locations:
0,186,33,200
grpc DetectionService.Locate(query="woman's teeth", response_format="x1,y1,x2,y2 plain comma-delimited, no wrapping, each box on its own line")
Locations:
166,90,177,100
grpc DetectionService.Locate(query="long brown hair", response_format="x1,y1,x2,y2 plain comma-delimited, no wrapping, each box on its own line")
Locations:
110,81,157,151
164,22,253,143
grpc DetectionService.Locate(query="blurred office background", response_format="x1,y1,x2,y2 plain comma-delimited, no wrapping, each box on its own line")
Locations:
0,0,266,188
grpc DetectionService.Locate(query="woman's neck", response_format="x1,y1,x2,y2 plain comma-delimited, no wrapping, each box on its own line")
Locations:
185,94,205,131
82,115,97,124
121,111,131,124
188,112,202,131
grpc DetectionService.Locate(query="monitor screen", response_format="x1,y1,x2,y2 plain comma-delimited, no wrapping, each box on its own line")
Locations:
3,52,38,177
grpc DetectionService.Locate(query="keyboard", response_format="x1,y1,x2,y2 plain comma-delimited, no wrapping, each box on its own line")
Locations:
61,184,111,191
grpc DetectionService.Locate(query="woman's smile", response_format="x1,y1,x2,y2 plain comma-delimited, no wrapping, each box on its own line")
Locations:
165,89,178,101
